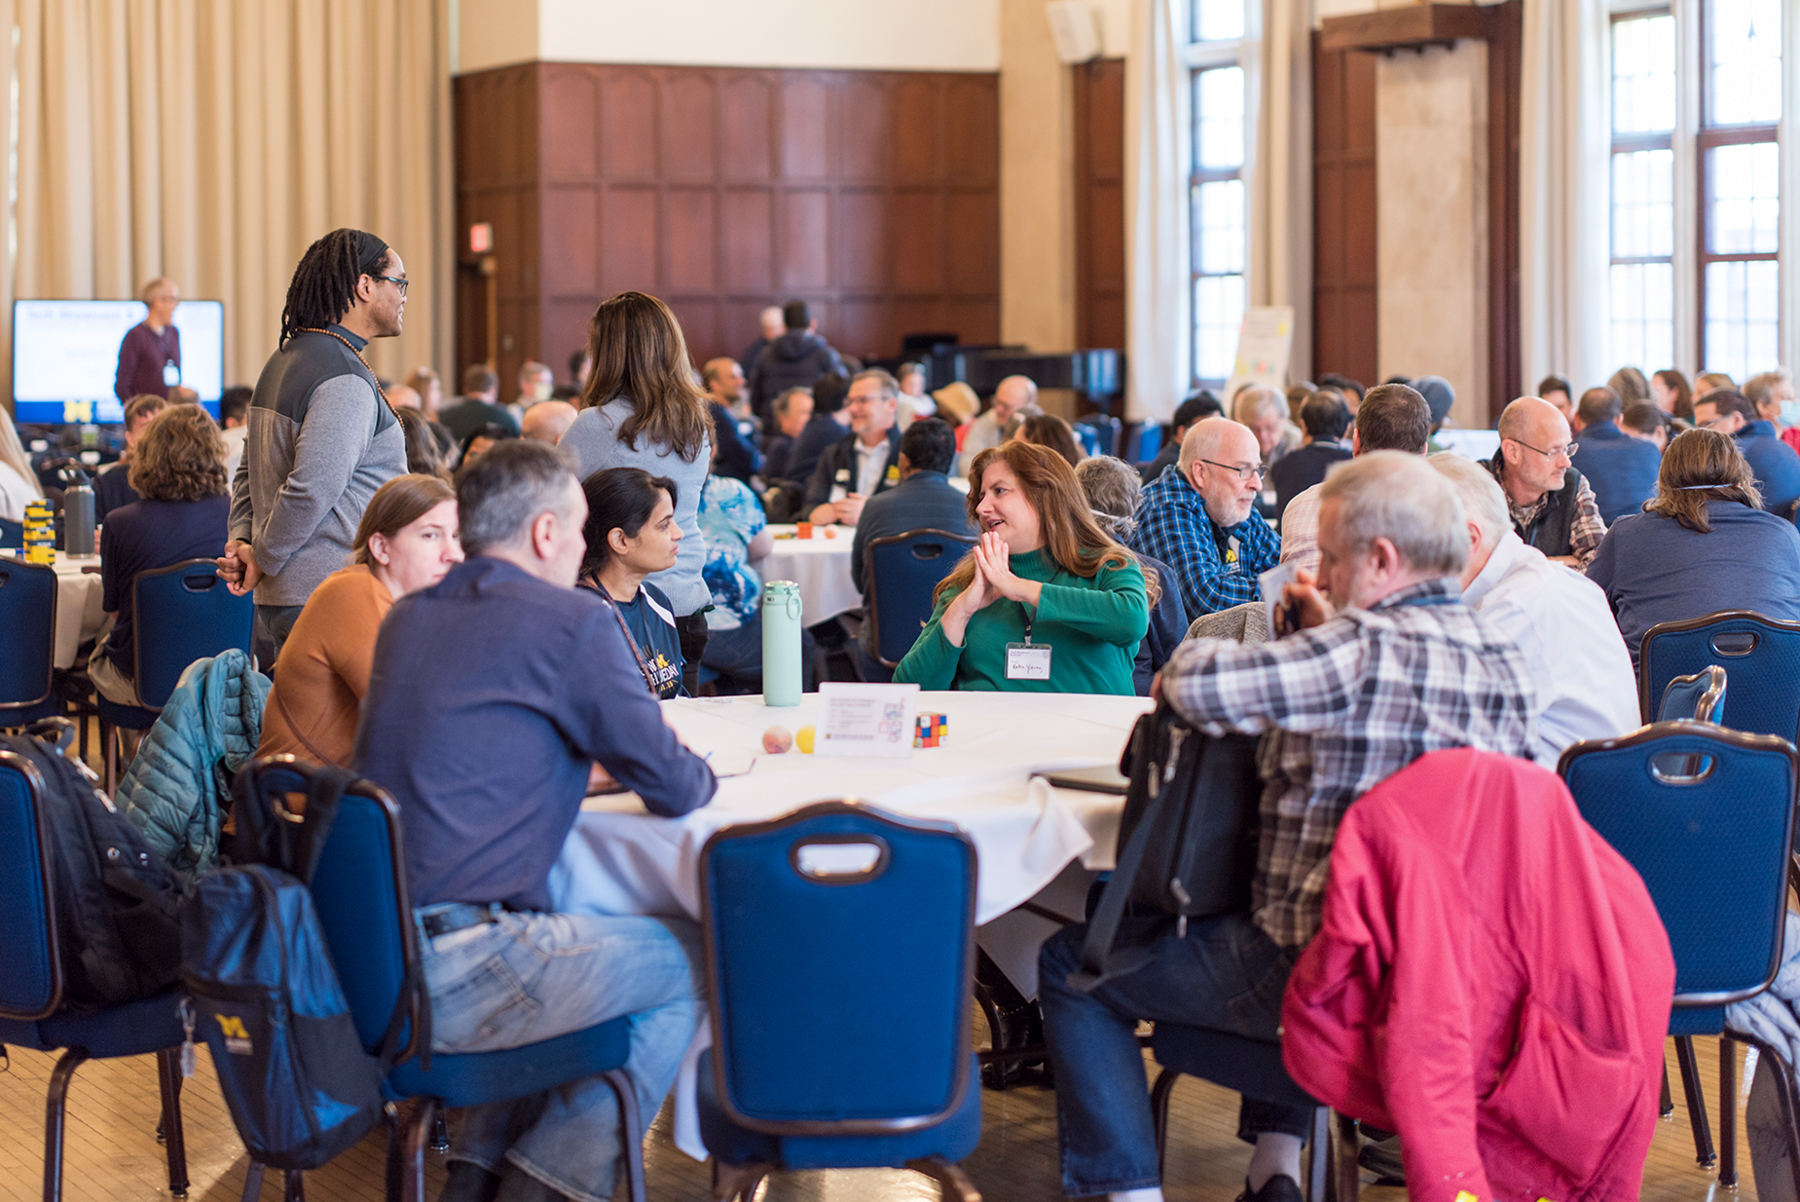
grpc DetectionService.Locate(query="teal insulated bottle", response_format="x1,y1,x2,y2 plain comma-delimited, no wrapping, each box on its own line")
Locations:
761,580,803,706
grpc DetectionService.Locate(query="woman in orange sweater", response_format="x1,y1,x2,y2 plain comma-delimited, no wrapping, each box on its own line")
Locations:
257,473,461,767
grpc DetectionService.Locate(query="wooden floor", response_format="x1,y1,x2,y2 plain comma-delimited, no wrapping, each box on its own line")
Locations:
0,1030,1764,1202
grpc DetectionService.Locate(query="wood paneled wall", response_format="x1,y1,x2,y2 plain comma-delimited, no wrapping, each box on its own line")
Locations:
454,62,1001,391
1073,59,1126,352
1311,38,1379,390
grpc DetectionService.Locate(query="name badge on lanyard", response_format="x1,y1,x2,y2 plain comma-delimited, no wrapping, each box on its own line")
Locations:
1005,611,1052,681
162,360,181,387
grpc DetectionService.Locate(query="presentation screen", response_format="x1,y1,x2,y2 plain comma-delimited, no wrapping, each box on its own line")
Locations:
11,299,226,425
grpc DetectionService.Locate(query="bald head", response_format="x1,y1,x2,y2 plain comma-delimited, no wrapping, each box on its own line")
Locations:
1496,396,1576,504
759,306,785,339
1180,415,1258,472
387,383,422,411
521,400,578,445
1179,417,1263,528
1497,396,1570,445
992,376,1039,423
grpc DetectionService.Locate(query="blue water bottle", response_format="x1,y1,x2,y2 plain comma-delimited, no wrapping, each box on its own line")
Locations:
761,580,803,707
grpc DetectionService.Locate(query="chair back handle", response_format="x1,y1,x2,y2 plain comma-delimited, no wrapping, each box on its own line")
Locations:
1711,631,1760,657
788,832,891,884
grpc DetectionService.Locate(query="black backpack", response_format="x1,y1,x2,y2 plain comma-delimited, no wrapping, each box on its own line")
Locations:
180,766,421,1170
1068,700,1263,991
1,720,185,1006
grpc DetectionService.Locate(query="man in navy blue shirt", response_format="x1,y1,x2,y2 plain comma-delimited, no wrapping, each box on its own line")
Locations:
1696,388,1800,520
354,440,715,1202
1571,386,1662,523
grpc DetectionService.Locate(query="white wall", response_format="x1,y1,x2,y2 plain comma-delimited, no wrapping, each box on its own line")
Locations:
456,0,1003,74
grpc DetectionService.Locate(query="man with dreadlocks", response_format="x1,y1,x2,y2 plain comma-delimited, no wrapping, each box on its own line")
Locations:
219,228,409,658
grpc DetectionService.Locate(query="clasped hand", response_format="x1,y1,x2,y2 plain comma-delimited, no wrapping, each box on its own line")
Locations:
942,532,1040,645
1273,566,1333,636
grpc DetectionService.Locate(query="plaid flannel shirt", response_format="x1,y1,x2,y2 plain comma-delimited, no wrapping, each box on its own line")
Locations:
1490,458,1607,569
1130,465,1282,618
1164,578,1535,948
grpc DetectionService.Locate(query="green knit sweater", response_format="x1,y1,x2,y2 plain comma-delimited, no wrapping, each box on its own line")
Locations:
893,548,1149,695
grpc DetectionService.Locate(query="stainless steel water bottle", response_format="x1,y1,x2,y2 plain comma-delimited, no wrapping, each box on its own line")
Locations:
59,466,95,555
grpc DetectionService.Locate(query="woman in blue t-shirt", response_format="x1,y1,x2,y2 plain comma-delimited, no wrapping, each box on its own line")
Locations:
577,467,686,699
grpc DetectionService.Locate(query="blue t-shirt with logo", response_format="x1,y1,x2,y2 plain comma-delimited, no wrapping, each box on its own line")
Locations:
579,578,685,698
697,475,767,631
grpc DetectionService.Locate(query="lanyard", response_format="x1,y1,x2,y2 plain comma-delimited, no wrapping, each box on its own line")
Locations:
603,591,660,696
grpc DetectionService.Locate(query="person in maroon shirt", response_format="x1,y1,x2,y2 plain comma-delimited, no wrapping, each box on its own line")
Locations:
114,277,182,402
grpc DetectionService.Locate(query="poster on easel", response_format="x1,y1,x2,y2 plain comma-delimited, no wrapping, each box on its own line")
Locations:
1222,306,1295,401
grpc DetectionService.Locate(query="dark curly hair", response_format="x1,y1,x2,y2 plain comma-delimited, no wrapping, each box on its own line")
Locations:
128,405,227,501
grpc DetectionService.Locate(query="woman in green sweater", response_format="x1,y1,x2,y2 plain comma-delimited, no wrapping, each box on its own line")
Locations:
894,440,1150,694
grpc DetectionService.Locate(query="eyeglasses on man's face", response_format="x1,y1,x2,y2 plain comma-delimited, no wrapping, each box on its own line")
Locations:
1200,458,1265,483
373,275,409,297
1507,437,1576,462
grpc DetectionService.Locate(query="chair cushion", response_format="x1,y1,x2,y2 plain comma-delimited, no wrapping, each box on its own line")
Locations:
386,1015,632,1109
698,1049,982,1170
0,697,61,725
1151,1023,1321,1110
0,990,185,1057
95,695,158,731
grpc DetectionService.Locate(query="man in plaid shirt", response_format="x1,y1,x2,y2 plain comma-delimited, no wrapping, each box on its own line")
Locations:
1040,452,1534,1202
1129,417,1281,617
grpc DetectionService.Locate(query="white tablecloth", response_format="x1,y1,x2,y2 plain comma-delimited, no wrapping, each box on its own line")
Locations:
552,690,1149,926
760,524,862,623
548,689,1149,1160
4,552,106,669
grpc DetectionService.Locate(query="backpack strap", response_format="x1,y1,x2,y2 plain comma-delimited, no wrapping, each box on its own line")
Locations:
1066,704,1180,993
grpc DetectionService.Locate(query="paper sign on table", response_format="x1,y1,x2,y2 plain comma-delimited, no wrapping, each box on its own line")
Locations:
815,682,920,759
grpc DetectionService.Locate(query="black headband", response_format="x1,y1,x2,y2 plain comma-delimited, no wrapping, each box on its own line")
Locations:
354,230,390,277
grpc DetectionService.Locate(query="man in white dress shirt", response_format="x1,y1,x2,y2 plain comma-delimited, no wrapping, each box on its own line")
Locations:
1430,452,1641,764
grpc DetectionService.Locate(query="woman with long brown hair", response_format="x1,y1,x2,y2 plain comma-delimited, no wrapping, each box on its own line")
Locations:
1588,428,1800,669
1650,368,1691,419
894,440,1148,694
257,473,461,767
562,291,714,692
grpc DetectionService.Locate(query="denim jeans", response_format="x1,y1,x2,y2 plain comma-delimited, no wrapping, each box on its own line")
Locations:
420,909,705,1202
1037,913,1311,1197
699,614,817,689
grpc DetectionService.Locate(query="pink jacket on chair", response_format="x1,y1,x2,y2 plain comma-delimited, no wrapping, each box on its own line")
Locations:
1280,749,1674,1202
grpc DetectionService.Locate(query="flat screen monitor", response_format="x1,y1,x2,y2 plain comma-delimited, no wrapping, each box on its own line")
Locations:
11,299,225,424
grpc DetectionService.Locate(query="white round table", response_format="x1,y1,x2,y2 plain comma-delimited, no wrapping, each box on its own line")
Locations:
548,688,1152,1160
759,524,863,624
3,551,106,669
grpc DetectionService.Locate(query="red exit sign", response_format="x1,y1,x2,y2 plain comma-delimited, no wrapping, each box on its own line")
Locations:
469,222,493,254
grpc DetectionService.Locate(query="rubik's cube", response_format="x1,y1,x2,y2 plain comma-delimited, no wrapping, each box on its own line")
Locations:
914,713,949,748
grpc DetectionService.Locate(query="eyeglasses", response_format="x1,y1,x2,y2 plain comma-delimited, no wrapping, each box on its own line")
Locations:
373,275,409,296
1200,458,1265,483
1697,415,1734,430
1507,437,1576,462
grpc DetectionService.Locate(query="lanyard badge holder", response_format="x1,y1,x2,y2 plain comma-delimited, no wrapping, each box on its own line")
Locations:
1005,610,1052,681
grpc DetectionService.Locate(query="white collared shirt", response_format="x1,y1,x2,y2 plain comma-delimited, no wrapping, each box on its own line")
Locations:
830,435,893,502
1461,530,1641,765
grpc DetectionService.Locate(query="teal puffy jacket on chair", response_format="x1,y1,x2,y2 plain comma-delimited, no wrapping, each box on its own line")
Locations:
114,648,270,880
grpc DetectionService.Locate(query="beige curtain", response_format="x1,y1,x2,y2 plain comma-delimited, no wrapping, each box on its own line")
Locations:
1518,0,1610,397
1249,0,1309,384
11,0,452,401
1123,0,1188,425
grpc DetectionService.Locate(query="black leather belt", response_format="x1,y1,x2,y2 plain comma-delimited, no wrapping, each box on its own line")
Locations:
419,902,506,940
